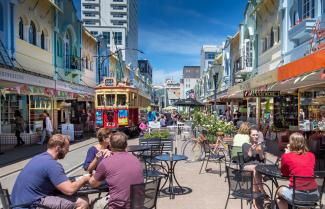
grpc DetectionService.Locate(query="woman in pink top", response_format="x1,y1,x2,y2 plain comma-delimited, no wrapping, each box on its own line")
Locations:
139,119,148,136
276,132,319,209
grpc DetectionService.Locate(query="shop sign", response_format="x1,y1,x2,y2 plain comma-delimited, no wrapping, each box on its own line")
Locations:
243,90,280,97
0,67,55,88
56,80,94,95
118,109,128,125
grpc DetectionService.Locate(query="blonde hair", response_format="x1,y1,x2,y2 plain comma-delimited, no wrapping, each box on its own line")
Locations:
238,122,250,135
289,132,309,154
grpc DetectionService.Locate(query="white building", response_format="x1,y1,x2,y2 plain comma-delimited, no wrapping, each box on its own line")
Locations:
81,0,138,68
181,66,200,99
200,45,218,75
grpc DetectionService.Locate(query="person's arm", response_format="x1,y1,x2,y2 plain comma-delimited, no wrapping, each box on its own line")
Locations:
83,147,97,172
56,176,90,196
89,161,106,188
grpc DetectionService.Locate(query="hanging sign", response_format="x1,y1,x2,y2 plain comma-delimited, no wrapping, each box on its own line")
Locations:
243,90,280,97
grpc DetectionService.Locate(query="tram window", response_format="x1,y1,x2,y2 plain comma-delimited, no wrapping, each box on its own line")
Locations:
130,93,136,106
117,94,127,106
97,95,105,106
105,94,115,106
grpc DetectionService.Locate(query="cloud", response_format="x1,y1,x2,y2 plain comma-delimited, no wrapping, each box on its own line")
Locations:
140,28,223,56
153,69,182,84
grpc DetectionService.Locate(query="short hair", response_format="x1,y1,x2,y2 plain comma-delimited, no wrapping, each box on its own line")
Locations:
238,122,251,135
97,128,112,143
250,127,259,135
47,134,69,149
289,132,309,154
110,132,128,151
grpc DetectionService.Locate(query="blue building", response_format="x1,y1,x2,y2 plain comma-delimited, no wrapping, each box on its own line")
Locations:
0,0,15,66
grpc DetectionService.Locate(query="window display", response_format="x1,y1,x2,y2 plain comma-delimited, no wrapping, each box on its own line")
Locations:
274,95,298,129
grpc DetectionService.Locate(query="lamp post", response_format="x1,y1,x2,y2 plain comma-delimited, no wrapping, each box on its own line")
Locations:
213,72,219,113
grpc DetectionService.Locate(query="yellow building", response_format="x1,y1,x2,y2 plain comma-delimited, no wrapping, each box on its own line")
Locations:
81,29,97,88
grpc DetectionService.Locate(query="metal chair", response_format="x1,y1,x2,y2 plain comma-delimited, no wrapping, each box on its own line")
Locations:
130,178,161,209
0,183,50,209
224,166,264,209
199,140,225,176
275,173,325,209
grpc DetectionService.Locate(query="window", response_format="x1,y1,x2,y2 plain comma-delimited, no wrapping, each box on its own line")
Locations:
0,3,3,31
117,94,126,106
84,5,95,9
86,57,89,69
84,12,96,17
112,22,124,26
205,52,216,59
105,94,115,106
303,0,315,19
29,21,36,45
41,31,45,49
278,26,280,42
64,33,71,68
323,0,325,13
91,31,98,36
97,94,105,106
84,20,95,25
262,37,268,52
113,32,122,45
244,39,253,68
103,32,110,44
112,14,124,18
112,6,125,10
292,11,298,26
270,27,274,48
19,17,24,39
113,0,123,2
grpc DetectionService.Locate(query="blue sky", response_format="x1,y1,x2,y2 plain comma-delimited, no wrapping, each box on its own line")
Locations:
74,0,247,84
139,0,246,84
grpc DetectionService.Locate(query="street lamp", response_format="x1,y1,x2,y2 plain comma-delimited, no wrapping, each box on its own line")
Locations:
213,72,219,113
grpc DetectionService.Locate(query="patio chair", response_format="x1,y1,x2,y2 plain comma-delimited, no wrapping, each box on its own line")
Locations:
274,173,325,209
199,140,225,176
0,183,50,209
224,166,264,209
106,178,161,209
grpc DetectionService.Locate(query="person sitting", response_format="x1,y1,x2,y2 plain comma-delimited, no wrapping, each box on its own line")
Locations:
83,128,112,174
276,132,319,209
231,122,250,160
242,128,267,209
11,134,90,209
89,132,143,209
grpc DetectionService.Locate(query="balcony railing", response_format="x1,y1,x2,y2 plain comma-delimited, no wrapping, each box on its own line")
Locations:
64,55,81,71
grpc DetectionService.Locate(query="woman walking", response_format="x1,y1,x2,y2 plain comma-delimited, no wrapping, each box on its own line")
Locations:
14,110,25,147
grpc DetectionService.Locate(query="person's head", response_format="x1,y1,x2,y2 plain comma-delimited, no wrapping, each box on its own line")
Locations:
97,128,112,146
82,109,86,113
289,132,309,154
47,134,70,160
14,110,21,118
249,128,259,144
109,132,128,152
238,122,251,135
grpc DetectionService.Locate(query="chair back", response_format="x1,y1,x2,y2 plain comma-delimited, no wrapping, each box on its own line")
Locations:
130,178,161,209
225,166,253,194
291,172,325,207
237,152,245,167
150,144,164,158
0,184,10,209
229,146,242,163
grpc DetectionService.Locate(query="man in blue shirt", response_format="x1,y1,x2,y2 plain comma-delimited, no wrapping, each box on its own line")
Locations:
11,134,90,209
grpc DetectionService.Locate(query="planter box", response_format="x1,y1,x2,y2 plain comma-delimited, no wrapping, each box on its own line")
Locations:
139,137,173,153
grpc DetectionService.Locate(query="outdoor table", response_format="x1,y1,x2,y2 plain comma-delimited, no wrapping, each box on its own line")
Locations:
155,154,188,199
69,176,108,195
127,145,150,154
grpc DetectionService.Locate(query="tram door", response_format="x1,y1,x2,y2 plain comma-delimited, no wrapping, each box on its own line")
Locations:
103,110,116,128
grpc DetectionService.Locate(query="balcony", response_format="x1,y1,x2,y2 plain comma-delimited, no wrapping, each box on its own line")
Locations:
83,5,99,12
111,0,126,5
111,5,127,13
64,55,82,76
289,18,316,41
83,0,99,4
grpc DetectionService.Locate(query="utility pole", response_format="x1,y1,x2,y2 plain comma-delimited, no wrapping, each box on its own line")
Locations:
213,72,219,113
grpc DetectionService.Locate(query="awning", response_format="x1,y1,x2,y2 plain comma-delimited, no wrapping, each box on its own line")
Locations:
278,49,325,81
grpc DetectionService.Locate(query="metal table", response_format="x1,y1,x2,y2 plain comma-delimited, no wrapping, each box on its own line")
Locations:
127,145,150,153
156,154,188,199
69,176,108,195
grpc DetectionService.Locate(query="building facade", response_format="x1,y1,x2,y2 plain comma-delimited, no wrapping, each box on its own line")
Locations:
81,0,138,69
181,66,200,99
138,59,153,84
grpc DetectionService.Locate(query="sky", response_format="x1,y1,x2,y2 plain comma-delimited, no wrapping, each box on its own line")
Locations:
74,0,247,84
139,0,247,84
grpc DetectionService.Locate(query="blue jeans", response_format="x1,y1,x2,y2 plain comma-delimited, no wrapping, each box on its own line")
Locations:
40,129,52,144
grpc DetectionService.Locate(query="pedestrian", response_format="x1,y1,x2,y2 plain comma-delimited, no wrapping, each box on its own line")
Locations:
139,119,148,136
88,110,95,133
14,110,25,147
38,111,53,145
89,132,143,209
80,109,88,130
11,134,90,209
159,115,166,127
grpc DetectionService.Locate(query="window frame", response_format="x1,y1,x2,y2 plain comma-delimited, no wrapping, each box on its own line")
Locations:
19,17,24,40
29,21,36,46
41,31,45,49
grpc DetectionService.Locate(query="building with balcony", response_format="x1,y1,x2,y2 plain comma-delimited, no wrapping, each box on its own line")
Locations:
81,0,138,69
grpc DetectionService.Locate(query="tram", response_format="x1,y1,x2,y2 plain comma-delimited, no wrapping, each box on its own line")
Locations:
95,77,151,136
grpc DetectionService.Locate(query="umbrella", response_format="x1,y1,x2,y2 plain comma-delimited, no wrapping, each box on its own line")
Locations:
174,98,204,107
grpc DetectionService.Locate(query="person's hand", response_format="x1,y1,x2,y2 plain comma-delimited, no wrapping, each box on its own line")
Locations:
250,144,257,151
284,144,291,154
95,151,103,159
102,149,112,158
82,174,91,183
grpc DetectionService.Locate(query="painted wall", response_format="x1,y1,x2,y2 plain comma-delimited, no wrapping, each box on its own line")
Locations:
81,29,97,87
15,0,54,77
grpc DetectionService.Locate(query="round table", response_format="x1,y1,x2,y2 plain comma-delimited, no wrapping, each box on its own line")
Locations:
155,154,190,199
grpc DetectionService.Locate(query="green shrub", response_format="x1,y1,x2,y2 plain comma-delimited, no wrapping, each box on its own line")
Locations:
143,130,170,139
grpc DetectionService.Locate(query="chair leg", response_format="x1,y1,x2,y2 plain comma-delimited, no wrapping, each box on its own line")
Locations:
241,198,243,209
224,195,230,209
199,158,206,174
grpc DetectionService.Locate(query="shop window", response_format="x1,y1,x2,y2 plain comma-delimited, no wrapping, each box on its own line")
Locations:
0,3,3,31
29,21,36,45
19,17,24,40
105,94,115,106
277,26,280,42
41,31,45,49
117,94,126,106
